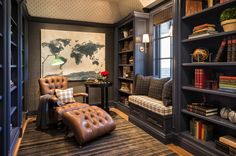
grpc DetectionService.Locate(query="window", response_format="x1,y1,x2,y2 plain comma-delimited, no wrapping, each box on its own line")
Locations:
154,20,173,78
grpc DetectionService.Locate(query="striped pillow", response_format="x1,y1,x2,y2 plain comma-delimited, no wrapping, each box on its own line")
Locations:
55,88,75,105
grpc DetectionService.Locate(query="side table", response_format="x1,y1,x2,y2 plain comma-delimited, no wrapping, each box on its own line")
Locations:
84,81,112,112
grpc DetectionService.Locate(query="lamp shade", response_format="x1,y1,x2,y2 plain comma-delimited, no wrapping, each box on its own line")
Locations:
142,34,150,43
51,55,65,66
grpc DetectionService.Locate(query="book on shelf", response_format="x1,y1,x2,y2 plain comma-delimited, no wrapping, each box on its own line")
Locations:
187,103,218,113
219,135,236,149
190,119,213,141
220,0,229,3
232,36,236,62
227,36,232,62
214,38,227,62
194,69,209,88
219,76,236,92
187,107,218,116
185,0,202,16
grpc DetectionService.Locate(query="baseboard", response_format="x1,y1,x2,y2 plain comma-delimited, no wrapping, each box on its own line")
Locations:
129,114,172,144
113,101,129,115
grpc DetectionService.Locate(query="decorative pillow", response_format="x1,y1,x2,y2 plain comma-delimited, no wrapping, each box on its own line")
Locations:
135,74,151,95
162,79,173,106
148,77,170,100
55,88,75,105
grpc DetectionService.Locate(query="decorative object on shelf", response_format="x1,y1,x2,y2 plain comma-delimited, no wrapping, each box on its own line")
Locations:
98,70,109,81
228,110,236,123
122,30,129,38
129,56,134,64
188,24,218,39
123,67,130,78
185,0,202,16
41,29,105,80
207,0,214,7
191,48,212,62
129,29,133,36
220,107,231,119
220,7,236,32
120,82,130,92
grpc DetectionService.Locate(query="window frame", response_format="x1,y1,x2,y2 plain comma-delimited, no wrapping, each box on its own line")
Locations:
154,20,173,78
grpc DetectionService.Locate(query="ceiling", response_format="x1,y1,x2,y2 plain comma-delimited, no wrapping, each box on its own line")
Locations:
26,0,157,24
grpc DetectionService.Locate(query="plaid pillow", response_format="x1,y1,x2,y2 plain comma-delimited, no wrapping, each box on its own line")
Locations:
148,77,170,100
162,79,172,106
55,88,75,105
135,74,151,95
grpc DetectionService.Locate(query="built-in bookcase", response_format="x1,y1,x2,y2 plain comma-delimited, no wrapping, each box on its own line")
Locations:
0,0,26,155
114,11,149,113
176,0,236,155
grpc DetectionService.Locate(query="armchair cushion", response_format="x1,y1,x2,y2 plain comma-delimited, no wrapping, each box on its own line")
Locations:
55,88,75,105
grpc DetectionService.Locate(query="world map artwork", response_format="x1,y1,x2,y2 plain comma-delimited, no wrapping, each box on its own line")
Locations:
41,29,105,80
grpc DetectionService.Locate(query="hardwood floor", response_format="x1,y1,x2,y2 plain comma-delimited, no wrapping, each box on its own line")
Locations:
111,108,193,156
15,108,192,156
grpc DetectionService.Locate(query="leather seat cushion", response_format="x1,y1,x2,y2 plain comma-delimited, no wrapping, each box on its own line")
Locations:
55,102,89,115
62,106,116,144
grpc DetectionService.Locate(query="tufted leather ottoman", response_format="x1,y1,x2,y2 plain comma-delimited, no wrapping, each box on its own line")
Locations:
62,106,116,144
55,102,89,121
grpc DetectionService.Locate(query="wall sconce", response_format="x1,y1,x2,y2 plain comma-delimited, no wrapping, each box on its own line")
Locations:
139,33,150,53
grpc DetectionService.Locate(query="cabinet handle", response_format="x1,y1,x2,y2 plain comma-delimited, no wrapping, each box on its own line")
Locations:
147,117,163,128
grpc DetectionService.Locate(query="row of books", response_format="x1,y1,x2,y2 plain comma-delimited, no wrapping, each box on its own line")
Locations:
188,24,218,39
216,135,236,155
187,103,218,116
219,76,236,93
214,36,236,62
189,118,213,141
194,69,208,88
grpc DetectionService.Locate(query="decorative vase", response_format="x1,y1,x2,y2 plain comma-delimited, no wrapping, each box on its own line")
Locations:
221,19,236,32
122,31,129,38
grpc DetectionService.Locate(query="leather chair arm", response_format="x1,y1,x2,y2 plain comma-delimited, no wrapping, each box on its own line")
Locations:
49,95,59,103
73,92,88,97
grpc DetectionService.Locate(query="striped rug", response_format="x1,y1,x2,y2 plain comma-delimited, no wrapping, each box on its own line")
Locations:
18,112,177,156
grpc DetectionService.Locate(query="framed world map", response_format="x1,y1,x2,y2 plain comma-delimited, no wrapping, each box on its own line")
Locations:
41,29,105,81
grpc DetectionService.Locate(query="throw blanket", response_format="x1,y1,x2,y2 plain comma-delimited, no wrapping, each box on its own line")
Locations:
36,94,53,129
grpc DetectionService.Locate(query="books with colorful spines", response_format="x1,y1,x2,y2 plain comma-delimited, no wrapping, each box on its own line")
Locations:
188,103,218,113
195,120,200,139
214,38,227,62
232,36,236,62
193,24,215,32
219,84,236,89
199,69,207,88
195,69,199,88
219,135,236,149
227,36,232,62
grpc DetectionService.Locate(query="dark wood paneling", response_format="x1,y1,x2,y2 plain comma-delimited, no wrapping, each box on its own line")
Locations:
27,20,114,111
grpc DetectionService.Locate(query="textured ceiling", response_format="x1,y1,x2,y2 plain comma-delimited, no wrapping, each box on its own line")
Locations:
26,0,156,24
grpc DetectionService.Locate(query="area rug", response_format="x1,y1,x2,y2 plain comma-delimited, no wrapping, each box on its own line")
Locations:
18,112,177,156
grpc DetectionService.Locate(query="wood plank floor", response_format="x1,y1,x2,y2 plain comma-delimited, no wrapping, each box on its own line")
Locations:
18,111,177,156
15,108,193,156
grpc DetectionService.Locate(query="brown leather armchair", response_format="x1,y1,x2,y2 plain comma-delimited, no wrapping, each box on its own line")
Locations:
38,76,89,123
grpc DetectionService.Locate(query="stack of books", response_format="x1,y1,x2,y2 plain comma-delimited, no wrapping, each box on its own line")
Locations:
188,24,217,39
214,36,236,62
219,76,236,93
187,103,218,116
189,118,213,141
216,135,236,155
195,69,208,88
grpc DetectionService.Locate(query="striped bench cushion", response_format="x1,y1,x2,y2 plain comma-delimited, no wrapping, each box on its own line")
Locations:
128,95,172,116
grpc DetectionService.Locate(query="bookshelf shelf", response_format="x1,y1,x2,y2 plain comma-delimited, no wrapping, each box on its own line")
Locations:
11,17,17,26
180,131,228,156
119,50,133,54
182,109,236,130
11,41,17,47
182,30,236,43
182,86,236,98
118,64,134,67
181,0,235,20
118,89,132,95
118,77,134,81
10,86,17,92
182,62,236,67
119,35,133,42
10,107,16,116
